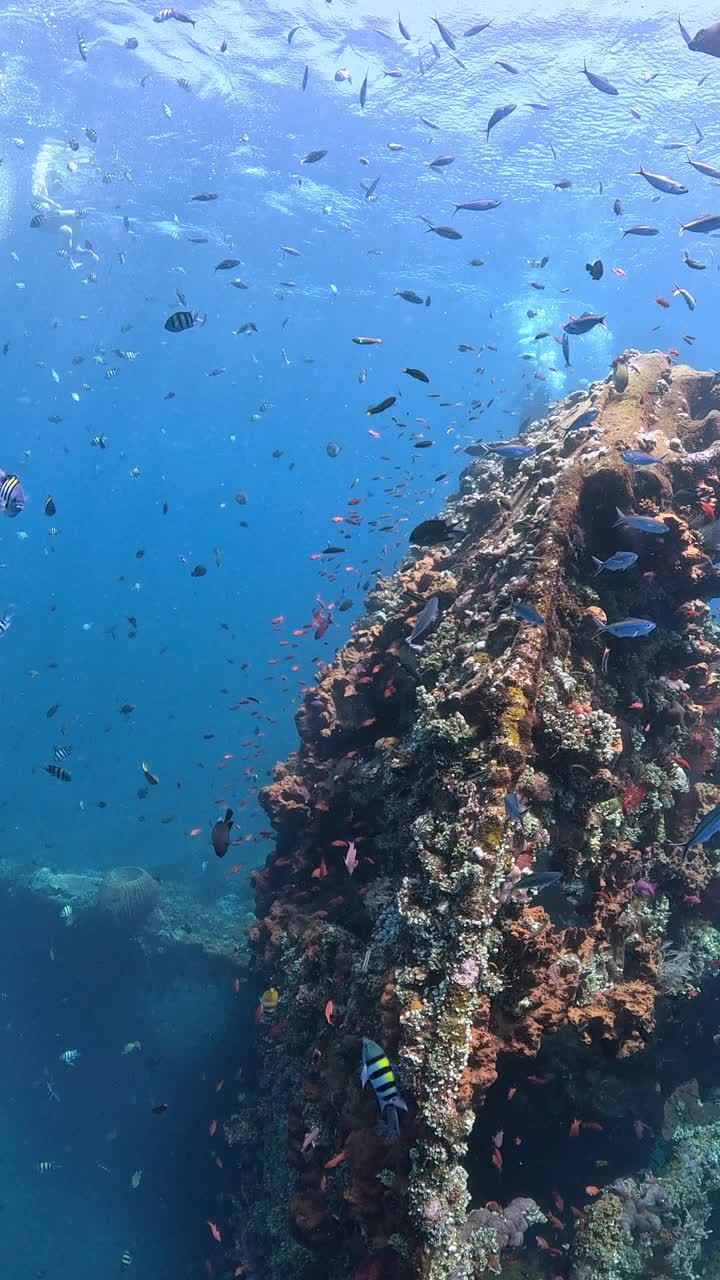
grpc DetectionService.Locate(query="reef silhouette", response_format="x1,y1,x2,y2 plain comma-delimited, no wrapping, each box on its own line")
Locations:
240,352,720,1280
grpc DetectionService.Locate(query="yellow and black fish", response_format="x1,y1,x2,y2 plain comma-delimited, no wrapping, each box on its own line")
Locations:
360,1037,407,1137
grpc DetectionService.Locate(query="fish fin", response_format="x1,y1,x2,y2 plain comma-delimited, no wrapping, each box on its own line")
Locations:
613,507,627,527
390,1094,409,1113
225,808,233,823
591,556,604,575
360,1065,369,1088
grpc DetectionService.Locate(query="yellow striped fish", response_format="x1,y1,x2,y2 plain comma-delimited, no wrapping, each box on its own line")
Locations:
360,1038,407,1137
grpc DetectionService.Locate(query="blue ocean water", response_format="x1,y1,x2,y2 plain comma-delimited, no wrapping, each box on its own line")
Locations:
1,0,719,1273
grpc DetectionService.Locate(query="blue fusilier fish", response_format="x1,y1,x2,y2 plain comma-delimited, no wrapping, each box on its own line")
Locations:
614,507,668,535
564,408,598,434
505,792,528,824
684,800,720,850
486,103,516,140
591,551,638,575
514,602,545,626
361,1038,408,1139
481,443,535,460
510,871,562,894
633,165,688,196
597,617,656,638
406,595,439,650
582,60,619,95
0,468,25,517
621,450,668,466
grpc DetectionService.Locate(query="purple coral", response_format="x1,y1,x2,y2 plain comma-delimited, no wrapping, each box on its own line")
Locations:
463,1197,543,1250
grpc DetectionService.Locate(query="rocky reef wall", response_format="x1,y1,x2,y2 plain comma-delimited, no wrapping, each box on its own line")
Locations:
239,352,720,1280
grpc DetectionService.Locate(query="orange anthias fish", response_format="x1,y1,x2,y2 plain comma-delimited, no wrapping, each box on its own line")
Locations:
208,1221,222,1243
324,1150,347,1169
569,1117,581,1138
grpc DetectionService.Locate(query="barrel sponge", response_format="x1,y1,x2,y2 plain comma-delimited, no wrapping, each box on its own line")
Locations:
96,866,159,926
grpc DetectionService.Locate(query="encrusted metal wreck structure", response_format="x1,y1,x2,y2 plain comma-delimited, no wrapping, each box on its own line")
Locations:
237,352,720,1280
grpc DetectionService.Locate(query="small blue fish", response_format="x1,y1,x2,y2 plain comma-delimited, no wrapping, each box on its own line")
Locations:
614,507,668,535
484,443,535,460
621,450,667,466
514,602,545,625
510,870,562,894
685,799,720,850
591,551,638,575
597,617,656,638
504,792,528,823
565,408,598,434
406,596,439,650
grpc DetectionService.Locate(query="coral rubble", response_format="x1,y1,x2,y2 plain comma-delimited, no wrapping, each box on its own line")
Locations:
241,353,720,1280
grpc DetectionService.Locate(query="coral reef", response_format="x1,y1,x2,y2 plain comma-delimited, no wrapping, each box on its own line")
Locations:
238,353,720,1280
0,859,249,980
97,865,160,927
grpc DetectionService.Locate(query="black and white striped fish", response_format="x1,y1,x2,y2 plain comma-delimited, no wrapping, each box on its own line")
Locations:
0,611,13,637
53,745,72,762
77,32,88,61
0,470,25,517
44,764,72,782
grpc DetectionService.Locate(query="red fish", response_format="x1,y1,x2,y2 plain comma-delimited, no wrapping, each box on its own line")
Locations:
207,1222,222,1243
585,1185,601,1197
324,999,334,1024
491,1148,503,1171
582,1121,603,1132
569,1118,581,1138
324,1151,347,1169
655,297,670,308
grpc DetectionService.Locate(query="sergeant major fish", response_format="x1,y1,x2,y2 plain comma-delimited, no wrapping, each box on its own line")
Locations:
0,469,25,517
360,1037,408,1138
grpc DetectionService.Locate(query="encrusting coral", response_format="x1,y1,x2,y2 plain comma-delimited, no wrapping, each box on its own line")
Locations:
234,352,720,1280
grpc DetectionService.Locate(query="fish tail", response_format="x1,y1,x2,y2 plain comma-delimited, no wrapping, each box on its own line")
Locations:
224,808,233,823
591,556,604,575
